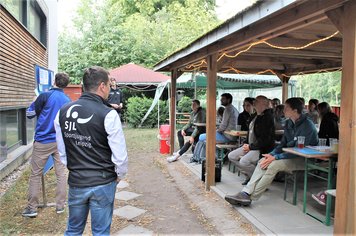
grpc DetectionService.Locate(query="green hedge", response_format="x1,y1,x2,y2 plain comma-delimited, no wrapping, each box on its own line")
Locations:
126,96,169,128
177,96,192,112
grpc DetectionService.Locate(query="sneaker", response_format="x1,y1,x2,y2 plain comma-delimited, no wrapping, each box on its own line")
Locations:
241,177,250,185
225,192,251,206
312,191,326,206
22,207,37,218
56,208,65,214
167,155,179,163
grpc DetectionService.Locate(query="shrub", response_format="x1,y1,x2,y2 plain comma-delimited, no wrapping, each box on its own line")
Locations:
126,96,169,128
177,96,192,112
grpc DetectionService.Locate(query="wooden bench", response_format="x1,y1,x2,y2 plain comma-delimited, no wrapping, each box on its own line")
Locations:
215,143,239,166
284,170,304,205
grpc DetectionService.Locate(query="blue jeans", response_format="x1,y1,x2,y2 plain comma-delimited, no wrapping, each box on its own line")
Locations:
198,132,231,143
65,181,117,236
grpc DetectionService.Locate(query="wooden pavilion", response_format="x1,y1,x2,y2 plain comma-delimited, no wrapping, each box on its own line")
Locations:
154,0,355,234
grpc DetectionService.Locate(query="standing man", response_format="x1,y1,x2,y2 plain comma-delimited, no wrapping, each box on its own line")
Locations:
54,66,128,235
225,97,318,206
108,77,124,117
22,73,71,217
199,93,239,143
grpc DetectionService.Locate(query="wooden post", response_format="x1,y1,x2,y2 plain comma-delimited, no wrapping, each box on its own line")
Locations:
170,69,177,155
334,1,356,234
205,54,217,190
276,73,289,102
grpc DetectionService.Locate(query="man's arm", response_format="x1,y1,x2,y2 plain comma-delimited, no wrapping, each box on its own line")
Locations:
217,107,230,132
54,111,67,166
105,110,128,180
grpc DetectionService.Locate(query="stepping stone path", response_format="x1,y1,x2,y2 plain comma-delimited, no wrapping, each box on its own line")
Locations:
114,224,153,235
114,180,152,234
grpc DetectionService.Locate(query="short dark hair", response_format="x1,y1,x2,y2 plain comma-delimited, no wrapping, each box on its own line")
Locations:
55,73,70,88
285,97,304,114
221,93,233,104
244,97,255,105
217,106,225,116
82,66,109,92
272,98,281,105
192,99,200,106
309,99,319,106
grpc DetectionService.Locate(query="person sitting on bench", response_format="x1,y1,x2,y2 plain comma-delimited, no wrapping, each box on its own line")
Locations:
199,93,239,143
225,97,318,206
167,99,205,163
228,95,275,185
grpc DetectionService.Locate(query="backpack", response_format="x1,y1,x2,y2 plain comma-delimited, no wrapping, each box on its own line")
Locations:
191,140,206,163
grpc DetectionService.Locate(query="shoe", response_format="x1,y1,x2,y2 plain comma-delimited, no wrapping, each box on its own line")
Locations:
225,192,251,206
241,178,250,185
312,191,326,206
56,208,65,214
22,207,37,218
167,155,179,163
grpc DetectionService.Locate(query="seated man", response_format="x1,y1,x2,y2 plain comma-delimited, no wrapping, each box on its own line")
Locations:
199,93,239,143
225,97,318,206
228,95,275,185
167,99,205,162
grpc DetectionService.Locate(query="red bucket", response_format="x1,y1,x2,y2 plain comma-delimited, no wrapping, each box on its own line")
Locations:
159,125,170,154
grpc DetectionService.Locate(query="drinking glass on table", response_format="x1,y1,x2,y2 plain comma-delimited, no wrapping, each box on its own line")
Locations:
236,125,241,131
297,136,305,148
329,138,338,152
318,138,327,151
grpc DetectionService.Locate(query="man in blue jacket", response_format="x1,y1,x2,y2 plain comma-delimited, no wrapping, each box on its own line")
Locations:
225,97,318,206
22,73,71,217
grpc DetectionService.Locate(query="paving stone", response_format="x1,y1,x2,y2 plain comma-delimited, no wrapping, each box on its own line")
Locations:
115,191,141,201
116,180,129,189
113,205,146,220
113,224,153,235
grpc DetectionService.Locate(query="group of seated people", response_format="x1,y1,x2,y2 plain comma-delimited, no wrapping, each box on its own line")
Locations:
167,94,339,207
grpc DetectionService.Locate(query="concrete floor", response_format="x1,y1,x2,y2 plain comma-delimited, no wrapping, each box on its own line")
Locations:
180,154,334,235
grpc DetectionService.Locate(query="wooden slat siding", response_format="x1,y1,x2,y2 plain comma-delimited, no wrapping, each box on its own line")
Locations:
0,6,48,108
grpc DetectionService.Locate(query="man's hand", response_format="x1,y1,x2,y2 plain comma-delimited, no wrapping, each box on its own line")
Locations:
181,130,186,136
111,103,119,109
242,144,250,152
260,154,276,169
189,137,194,144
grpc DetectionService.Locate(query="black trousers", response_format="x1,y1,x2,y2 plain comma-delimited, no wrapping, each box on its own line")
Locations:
177,127,205,156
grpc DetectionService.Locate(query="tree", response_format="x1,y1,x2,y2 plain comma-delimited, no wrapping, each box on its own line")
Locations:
58,0,219,83
293,71,341,105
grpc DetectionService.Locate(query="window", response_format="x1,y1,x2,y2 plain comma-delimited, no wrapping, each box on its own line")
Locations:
0,0,22,22
0,109,21,152
1,0,47,46
28,0,46,45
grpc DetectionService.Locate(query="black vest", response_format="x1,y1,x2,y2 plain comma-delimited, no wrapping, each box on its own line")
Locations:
59,93,117,187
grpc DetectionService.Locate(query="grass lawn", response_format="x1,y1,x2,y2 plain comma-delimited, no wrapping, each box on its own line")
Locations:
0,128,159,235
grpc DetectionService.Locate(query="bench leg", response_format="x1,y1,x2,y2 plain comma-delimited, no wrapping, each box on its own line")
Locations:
293,172,298,205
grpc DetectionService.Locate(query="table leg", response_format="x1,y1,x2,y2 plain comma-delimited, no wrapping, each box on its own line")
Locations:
303,157,308,213
325,159,334,226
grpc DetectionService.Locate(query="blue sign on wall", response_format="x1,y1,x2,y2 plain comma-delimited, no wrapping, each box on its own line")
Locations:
34,65,54,95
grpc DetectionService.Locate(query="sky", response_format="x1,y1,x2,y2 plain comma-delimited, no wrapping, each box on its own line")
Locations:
57,0,256,33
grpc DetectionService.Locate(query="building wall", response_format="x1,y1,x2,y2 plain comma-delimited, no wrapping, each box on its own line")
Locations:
0,5,48,108
0,0,57,172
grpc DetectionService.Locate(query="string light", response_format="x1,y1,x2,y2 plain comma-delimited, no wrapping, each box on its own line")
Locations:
185,31,340,70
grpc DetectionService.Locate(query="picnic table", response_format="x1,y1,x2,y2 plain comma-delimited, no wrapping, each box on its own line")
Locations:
282,146,338,226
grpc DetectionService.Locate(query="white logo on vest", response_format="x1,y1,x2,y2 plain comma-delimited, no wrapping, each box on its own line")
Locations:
64,104,93,148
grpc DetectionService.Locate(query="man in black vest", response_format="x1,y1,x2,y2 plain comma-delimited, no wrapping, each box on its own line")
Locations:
54,66,128,235
108,77,124,116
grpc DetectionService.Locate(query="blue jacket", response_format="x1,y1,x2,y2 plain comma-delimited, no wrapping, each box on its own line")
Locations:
270,114,318,160
27,88,70,144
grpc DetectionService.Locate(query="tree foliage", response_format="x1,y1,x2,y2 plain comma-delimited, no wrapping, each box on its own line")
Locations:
58,0,219,84
293,71,341,106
